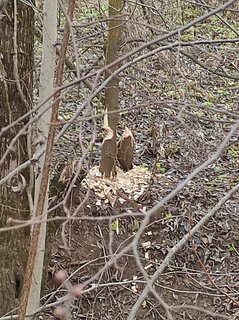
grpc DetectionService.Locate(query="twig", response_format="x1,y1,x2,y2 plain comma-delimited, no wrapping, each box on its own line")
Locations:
128,179,239,319
195,251,239,306
171,304,231,319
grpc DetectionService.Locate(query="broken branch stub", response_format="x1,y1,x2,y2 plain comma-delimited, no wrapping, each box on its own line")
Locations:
117,127,134,171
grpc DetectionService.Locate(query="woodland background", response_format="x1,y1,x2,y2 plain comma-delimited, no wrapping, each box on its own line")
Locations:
0,0,239,319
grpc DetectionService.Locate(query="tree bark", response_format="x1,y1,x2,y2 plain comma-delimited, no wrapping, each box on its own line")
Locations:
117,127,134,171
0,1,34,315
26,0,57,316
18,1,76,319
99,0,123,178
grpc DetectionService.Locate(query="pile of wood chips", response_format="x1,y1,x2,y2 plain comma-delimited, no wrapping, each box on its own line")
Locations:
82,165,151,207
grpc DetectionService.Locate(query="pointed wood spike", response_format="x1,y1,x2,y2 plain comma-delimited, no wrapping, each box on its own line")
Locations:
99,127,116,178
117,127,134,171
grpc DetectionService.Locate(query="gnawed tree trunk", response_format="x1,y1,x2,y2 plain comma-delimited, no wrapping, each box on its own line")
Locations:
0,1,34,315
99,0,123,178
117,127,134,171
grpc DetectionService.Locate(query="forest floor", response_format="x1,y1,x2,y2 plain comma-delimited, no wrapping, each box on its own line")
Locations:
41,3,239,319
43,97,239,320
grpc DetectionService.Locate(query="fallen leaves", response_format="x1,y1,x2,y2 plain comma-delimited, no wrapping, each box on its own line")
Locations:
82,165,151,207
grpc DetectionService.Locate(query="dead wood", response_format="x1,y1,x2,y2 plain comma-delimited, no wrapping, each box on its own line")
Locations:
117,127,134,171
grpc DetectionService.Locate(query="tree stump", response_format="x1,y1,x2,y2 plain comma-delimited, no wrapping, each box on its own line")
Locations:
99,127,117,178
117,127,134,171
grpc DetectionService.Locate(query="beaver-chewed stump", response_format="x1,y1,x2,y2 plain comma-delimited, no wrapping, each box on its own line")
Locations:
117,127,134,171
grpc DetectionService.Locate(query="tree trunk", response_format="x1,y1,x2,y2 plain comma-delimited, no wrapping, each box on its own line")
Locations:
26,1,57,316
99,0,123,178
0,1,34,315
